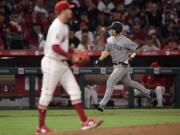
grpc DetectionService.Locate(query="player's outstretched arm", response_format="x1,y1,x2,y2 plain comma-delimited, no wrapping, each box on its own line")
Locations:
95,50,110,65
128,43,142,61
99,50,110,61
123,41,140,65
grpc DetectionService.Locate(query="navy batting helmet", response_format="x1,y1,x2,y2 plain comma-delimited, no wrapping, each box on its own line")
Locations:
109,21,123,34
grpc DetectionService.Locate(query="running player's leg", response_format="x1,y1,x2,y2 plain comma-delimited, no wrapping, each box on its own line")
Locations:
121,71,150,95
99,67,127,106
38,58,62,129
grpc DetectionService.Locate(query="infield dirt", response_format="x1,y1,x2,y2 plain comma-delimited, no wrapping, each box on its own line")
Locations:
43,123,180,135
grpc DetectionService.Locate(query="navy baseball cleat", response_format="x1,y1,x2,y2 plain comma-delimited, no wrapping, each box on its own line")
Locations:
94,104,104,112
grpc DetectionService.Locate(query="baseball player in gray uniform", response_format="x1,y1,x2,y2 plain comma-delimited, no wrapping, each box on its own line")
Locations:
95,22,153,112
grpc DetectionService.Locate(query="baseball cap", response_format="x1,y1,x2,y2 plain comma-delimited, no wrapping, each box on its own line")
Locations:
55,1,75,14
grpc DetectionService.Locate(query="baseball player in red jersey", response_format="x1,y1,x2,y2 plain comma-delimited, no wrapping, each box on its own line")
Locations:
36,1,103,134
141,62,165,107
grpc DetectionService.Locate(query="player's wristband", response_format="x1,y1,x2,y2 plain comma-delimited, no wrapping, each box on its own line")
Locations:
95,59,101,65
123,59,129,65
130,52,136,59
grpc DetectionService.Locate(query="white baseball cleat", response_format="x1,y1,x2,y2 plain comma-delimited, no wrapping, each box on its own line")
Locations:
81,119,103,130
36,126,54,134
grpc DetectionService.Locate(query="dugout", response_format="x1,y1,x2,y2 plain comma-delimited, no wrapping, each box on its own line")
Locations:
0,67,180,109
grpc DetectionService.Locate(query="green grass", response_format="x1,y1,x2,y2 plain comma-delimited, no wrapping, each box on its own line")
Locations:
0,109,180,135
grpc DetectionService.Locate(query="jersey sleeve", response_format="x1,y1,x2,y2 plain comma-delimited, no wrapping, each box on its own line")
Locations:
126,38,138,51
49,25,64,45
106,36,114,51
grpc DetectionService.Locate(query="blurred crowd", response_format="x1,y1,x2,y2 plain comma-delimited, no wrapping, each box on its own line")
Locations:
0,0,179,51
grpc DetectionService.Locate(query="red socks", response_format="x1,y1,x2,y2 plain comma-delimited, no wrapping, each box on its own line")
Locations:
73,103,88,122
38,103,87,127
38,108,47,128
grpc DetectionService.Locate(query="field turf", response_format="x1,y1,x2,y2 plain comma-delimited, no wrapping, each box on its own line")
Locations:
0,109,180,135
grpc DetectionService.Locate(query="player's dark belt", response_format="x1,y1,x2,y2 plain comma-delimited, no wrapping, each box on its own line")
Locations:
113,61,128,67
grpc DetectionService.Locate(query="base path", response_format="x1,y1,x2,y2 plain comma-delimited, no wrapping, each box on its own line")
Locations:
52,123,180,135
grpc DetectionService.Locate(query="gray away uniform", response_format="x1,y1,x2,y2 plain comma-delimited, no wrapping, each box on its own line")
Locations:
99,35,150,106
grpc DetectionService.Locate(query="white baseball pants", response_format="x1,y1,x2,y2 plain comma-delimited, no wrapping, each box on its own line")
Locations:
39,56,81,107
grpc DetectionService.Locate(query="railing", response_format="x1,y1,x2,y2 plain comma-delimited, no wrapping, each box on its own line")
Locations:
0,50,180,56
0,67,180,108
